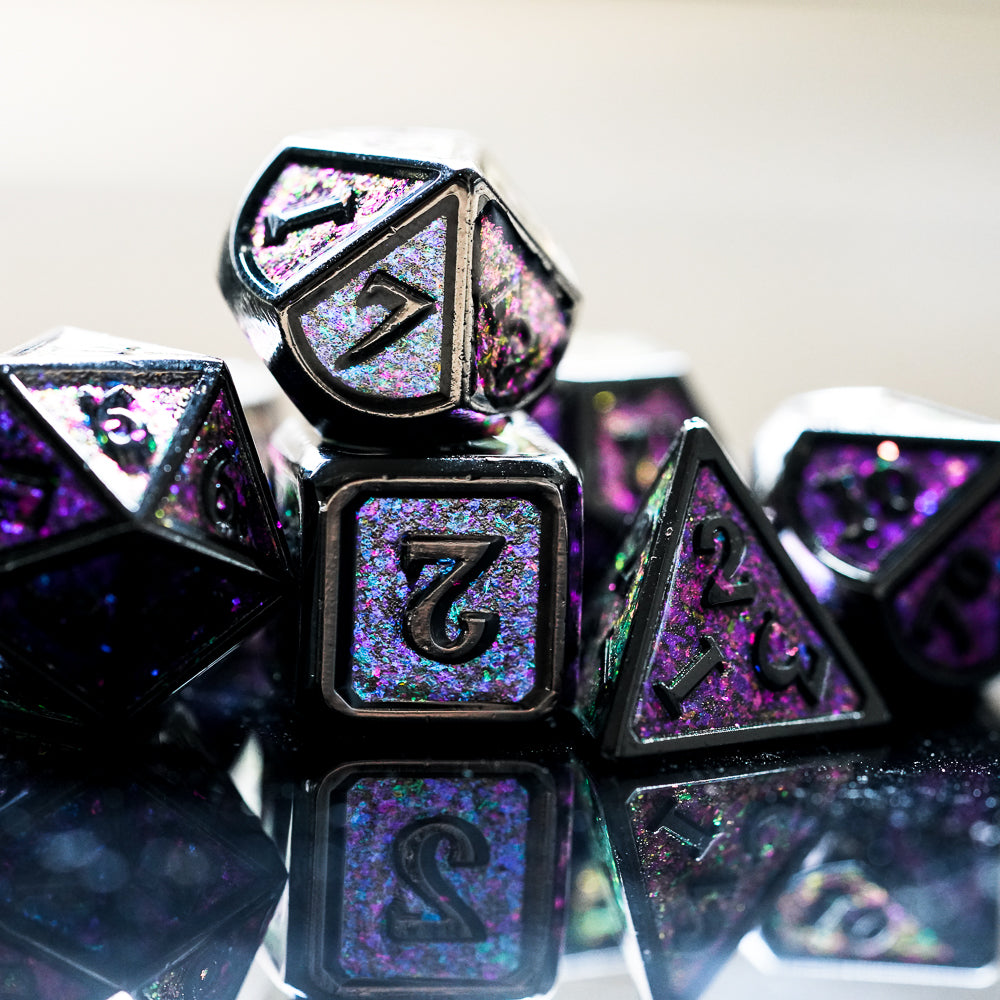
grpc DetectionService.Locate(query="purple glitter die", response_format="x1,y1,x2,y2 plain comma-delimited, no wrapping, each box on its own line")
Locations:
348,494,543,704
297,212,448,400
16,373,198,512
795,437,986,576
0,396,107,549
636,464,862,742
620,763,847,999
474,204,571,408
155,385,282,568
332,774,530,981
889,489,1000,677
248,160,431,289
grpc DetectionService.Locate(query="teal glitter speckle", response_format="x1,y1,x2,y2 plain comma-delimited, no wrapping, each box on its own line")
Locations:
350,495,542,703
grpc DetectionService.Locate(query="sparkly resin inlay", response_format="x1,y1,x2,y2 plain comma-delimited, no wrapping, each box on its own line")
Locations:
348,495,543,704
155,386,280,564
593,382,696,519
635,465,861,742
0,397,107,548
297,214,447,400
626,765,845,998
796,439,986,575
891,489,1000,675
248,161,429,287
333,774,529,980
19,376,197,512
474,204,569,407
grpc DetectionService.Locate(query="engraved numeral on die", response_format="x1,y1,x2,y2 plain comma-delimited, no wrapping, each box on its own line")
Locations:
696,516,757,607
911,547,992,656
651,796,723,861
384,815,490,943
200,445,248,542
335,272,436,370
654,635,726,718
400,534,505,663
81,386,154,472
262,189,358,246
817,465,917,547
753,610,830,704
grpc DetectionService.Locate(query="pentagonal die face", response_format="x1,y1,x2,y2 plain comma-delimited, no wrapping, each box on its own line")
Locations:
224,136,577,438
0,331,290,726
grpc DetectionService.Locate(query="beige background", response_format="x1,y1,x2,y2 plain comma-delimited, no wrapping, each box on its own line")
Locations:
3,0,999,469
2,4,999,997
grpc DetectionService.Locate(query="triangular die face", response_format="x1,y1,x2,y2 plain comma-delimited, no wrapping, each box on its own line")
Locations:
15,370,202,513
243,154,436,292
0,393,110,551
618,763,846,999
620,425,885,755
886,483,1000,682
290,205,453,405
154,384,282,569
790,434,992,578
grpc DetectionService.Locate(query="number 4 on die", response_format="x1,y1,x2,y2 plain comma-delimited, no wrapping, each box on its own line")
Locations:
579,419,889,758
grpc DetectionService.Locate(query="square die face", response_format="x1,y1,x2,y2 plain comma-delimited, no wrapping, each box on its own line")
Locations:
322,480,564,715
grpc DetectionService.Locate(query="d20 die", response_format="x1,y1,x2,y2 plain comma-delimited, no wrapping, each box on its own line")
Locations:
531,339,705,593
579,418,887,758
598,758,850,1000
220,129,579,444
282,758,571,998
0,328,291,727
272,413,581,722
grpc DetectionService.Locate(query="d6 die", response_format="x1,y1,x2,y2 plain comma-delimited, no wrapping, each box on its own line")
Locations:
220,129,579,443
272,413,581,722
754,387,1000,690
0,328,290,727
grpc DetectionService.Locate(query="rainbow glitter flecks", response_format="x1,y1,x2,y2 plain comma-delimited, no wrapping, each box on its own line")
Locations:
348,494,543,705
248,160,430,289
297,213,448,400
634,464,863,743
474,204,570,408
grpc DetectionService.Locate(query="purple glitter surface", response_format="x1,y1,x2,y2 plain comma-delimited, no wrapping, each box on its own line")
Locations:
155,386,281,567
0,397,107,549
635,465,861,742
334,774,529,980
349,494,543,704
18,374,198,512
297,214,447,399
593,383,696,519
796,439,985,575
890,490,1000,675
626,765,846,999
474,204,570,407
249,161,428,287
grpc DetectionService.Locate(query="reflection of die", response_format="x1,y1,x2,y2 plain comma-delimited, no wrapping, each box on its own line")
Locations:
220,129,578,443
531,340,705,591
0,329,291,727
280,758,571,998
754,387,1000,690
272,414,581,722
579,418,887,758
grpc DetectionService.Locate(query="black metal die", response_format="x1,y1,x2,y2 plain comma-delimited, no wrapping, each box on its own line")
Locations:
219,129,579,444
0,328,291,729
271,413,582,725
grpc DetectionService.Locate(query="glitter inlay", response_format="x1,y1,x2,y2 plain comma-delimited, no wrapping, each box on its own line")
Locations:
0,396,108,548
156,386,280,565
626,765,845,999
348,495,543,703
635,465,861,742
890,489,1000,675
297,214,447,399
333,774,529,980
796,439,986,575
248,161,429,287
474,204,570,407
594,383,695,519
19,376,197,512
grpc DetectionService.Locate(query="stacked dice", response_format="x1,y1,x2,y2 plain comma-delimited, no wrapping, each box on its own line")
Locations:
219,130,583,728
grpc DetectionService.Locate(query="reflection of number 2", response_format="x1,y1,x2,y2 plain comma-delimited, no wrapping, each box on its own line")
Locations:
384,815,490,943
